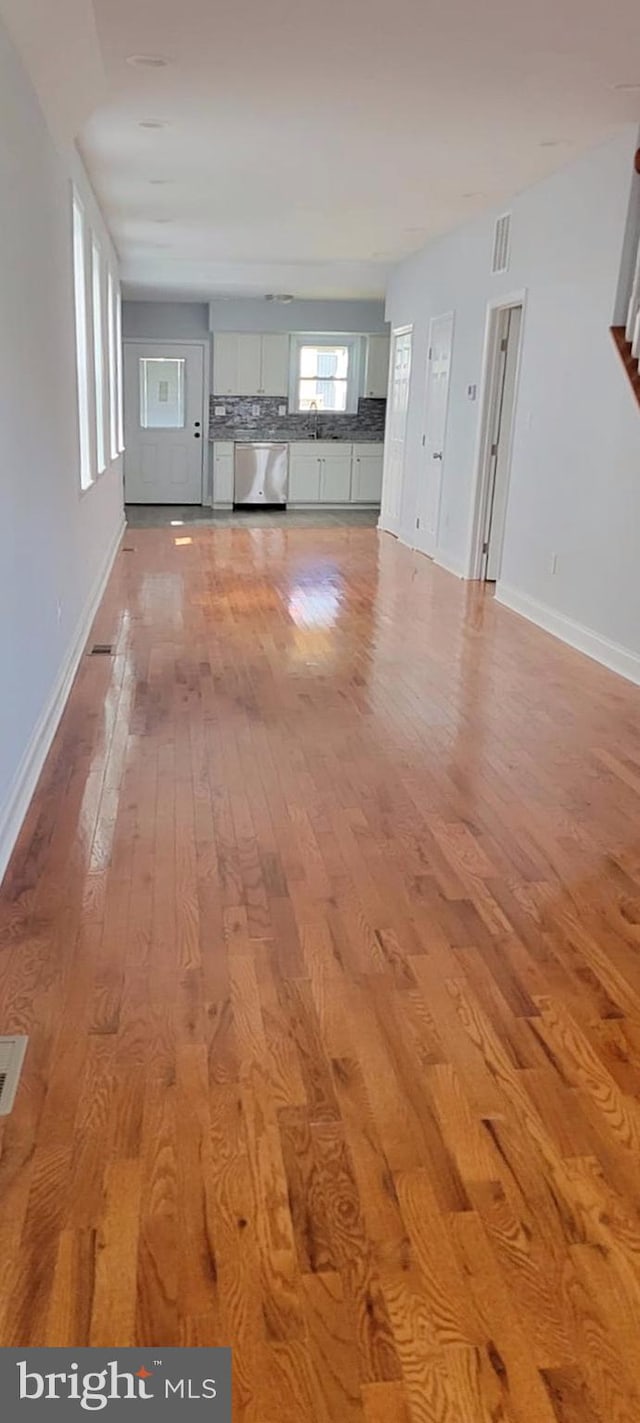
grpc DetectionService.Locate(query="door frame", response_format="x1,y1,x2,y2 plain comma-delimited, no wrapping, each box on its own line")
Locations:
466,290,526,579
417,309,454,557
380,323,413,535
123,337,210,505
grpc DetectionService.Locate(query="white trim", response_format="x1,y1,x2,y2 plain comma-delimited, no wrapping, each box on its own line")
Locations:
433,549,466,578
496,582,640,687
0,515,126,888
465,288,527,579
388,523,466,577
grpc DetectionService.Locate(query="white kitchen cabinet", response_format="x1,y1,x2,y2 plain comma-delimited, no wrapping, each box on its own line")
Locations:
288,445,321,502
365,335,391,398
236,335,262,395
289,444,354,504
214,335,240,396
351,444,384,503
319,448,352,503
213,333,289,396
260,334,290,395
213,440,234,506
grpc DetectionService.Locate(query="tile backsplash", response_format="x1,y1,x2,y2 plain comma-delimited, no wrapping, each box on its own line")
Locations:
209,395,386,443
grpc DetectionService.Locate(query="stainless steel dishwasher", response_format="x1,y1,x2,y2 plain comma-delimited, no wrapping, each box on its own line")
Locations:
234,443,288,506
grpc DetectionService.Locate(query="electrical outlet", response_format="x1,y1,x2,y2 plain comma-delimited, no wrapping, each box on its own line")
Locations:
214,405,226,416
278,404,287,416
252,404,260,416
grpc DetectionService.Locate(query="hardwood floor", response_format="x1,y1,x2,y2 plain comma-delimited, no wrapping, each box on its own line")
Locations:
2,521,640,1421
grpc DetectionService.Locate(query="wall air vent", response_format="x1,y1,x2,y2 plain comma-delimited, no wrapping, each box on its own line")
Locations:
90,643,113,656
0,1035,28,1115
492,213,512,275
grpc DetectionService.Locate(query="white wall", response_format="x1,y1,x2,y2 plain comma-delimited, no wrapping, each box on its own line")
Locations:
209,297,388,334
123,300,210,339
383,127,640,679
0,16,124,882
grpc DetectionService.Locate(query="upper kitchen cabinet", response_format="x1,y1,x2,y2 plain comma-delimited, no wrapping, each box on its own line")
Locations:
365,335,391,398
260,334,290,395
214,333,289,396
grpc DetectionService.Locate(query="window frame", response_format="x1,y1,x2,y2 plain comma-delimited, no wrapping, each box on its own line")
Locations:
72,192,94,491
91,238,107,474
288,334,363,415
107,269,119,461
116,289,124,452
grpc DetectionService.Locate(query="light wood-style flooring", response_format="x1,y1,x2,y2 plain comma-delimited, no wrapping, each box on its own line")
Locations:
2,522,640,1422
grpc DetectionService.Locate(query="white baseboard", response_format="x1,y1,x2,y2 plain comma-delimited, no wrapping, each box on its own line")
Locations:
433,549,466,579
0,515,126,887
496,582,640,687
392,527,467,579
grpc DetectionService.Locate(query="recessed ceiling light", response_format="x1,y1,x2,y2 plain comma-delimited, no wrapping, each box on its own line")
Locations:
149,178,174,185
612,81,640,91
540,139,561,148
139,119,169,129
127,55,170,68
152,216,173,223
462,191,484,199
264,293,294,303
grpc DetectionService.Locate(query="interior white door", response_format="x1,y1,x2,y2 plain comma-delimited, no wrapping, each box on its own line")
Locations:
483,305,522,581
124,342,205,504
381,328,412,531
416,313,454,554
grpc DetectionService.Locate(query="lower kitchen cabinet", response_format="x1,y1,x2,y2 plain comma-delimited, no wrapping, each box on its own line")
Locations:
230,440,383,507
319,449,352,503
289,443,376,504
213,441,234,506
288,447,321,502
351,444,384,503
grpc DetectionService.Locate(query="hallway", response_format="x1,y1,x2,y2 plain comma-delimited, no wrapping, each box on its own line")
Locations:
2,523,640,1421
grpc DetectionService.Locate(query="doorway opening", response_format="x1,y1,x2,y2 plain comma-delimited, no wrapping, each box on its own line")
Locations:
470,297,524,582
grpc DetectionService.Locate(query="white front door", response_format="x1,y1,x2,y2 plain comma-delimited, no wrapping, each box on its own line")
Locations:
124,342,205,503
416,312,454,555
381,328,412,531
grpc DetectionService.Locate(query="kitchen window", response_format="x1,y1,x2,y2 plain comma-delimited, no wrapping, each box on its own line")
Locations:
290,335,362,414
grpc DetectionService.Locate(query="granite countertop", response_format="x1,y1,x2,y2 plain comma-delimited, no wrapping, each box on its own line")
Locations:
209,433,384,444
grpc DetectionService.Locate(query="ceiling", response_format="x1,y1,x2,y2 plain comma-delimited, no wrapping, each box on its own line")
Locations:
4,0,640,299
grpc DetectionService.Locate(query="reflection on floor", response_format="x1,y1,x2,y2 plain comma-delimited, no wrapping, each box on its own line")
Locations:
2,522,640,1422
125,504,381,529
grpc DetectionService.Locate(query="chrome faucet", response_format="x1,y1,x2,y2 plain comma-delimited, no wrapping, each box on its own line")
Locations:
310,400,320,441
